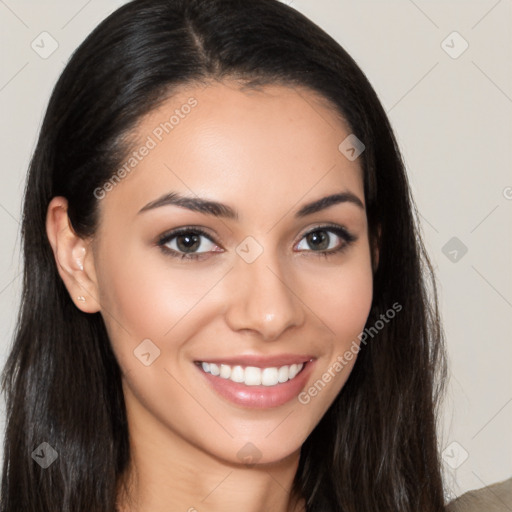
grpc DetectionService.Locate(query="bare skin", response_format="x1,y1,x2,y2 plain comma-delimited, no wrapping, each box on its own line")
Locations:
46,81,376,512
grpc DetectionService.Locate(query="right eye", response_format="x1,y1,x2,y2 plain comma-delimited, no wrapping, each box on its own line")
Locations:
157,227,223,261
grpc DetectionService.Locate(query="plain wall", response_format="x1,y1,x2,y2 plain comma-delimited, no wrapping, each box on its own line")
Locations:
0,0,510,500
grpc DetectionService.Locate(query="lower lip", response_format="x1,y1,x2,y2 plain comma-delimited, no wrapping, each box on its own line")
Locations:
196,361,315,409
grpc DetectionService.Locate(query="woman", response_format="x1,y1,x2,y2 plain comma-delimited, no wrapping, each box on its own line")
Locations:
0,0,448,510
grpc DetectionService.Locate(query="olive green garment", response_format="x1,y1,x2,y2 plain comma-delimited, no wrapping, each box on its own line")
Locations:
447,477,512,512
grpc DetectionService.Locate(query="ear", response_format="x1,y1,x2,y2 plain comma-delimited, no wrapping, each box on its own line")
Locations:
45,196,101,313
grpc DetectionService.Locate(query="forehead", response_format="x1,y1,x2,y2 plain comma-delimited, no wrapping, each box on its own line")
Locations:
97,81,365,225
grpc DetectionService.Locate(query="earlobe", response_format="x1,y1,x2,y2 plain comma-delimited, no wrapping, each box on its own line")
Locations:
45,196,101,313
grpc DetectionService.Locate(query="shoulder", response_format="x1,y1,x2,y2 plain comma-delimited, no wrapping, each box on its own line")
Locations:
446,477,512,512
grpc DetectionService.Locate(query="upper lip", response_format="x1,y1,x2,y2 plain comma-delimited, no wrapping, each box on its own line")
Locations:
195,353,315,368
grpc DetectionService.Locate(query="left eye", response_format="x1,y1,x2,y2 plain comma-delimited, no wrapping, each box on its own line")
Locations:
296,228,348,252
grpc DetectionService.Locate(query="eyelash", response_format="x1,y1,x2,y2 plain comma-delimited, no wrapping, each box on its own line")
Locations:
156,224,357,261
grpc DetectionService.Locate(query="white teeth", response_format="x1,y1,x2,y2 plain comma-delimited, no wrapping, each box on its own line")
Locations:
261,367,279,386
219,364,231,379
231,365,244,382
278,366,289,383
244,367,262,386
199,362,304,387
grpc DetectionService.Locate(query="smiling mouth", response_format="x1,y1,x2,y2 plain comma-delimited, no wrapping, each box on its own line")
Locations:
195,361,308,387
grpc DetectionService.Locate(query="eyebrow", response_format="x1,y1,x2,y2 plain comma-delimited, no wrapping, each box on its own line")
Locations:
137,190,365,219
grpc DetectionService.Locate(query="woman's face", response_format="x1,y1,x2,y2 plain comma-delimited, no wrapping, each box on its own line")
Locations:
88,81,374,465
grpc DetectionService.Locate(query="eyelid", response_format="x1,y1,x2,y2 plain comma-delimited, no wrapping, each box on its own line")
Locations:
157,225,221,245
298,222,355,240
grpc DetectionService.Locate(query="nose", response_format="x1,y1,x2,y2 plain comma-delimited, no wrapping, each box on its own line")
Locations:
224,250,306,341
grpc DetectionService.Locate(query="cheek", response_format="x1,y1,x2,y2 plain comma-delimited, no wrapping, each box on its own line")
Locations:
304,254,374,342
301,250,373,378
295,260,373,420
95,240,228,366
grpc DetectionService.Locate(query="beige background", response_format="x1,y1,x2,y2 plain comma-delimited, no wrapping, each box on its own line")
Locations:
0,0,510,501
